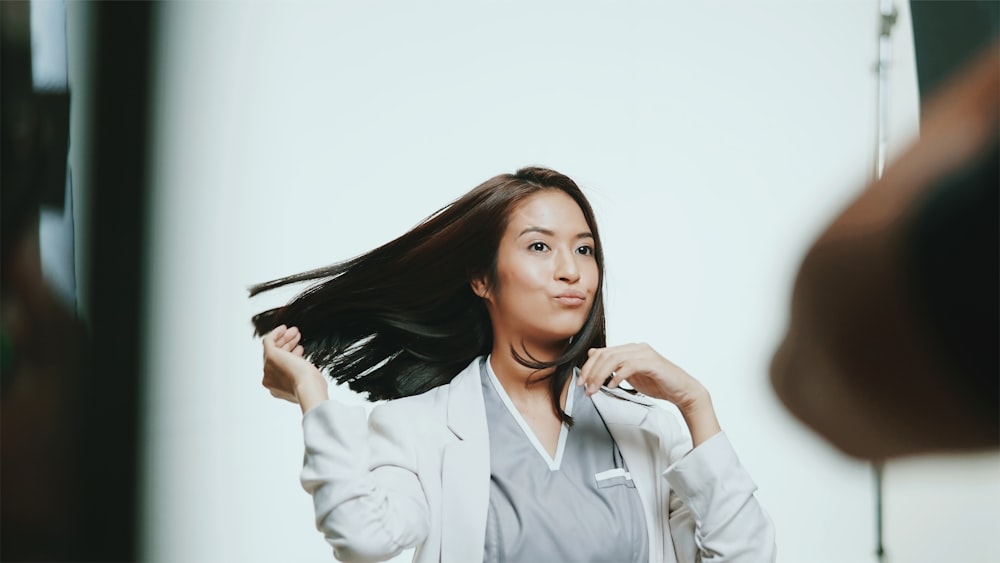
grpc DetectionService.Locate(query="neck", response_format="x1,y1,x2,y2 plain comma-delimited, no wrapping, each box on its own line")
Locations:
488,338,566,404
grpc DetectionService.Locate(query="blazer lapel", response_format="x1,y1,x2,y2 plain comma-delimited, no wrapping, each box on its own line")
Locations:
440,358,491,563
593,390,664,563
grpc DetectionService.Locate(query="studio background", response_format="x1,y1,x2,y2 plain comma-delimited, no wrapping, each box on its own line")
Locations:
61,1,1000,562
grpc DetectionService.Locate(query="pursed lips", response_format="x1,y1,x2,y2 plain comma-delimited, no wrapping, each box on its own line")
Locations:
553,291,587,306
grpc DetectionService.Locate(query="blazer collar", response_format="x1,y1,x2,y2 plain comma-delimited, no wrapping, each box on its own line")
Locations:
592,387,662,562
446,356,489,440
592,386,652,426
440,356,490,563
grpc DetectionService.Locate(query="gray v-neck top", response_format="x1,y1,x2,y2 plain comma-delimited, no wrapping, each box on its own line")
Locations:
480,357,649,563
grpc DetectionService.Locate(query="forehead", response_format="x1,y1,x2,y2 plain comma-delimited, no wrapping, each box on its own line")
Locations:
506,190,589,232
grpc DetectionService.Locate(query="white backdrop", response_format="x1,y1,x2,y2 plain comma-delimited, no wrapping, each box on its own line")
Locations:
108,2,1000,562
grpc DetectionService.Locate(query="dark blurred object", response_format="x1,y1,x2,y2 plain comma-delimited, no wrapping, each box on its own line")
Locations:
771,1,999,459
76,2,154,561
1,1,69,249
2,1,84,560
1,225,87,561
2,1,154,561
907,1,999,423
911,0,999,100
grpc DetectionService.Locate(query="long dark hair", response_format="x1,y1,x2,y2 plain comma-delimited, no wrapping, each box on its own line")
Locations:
249,166,606,423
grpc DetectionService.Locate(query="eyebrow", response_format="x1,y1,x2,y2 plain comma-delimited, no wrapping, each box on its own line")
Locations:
518,226,594,240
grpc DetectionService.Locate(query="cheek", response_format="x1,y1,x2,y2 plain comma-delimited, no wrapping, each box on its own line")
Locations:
497,256,548,293
584,261,600,291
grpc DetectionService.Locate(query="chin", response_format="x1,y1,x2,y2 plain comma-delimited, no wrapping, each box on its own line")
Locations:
515,316,588,350
541,326,586,346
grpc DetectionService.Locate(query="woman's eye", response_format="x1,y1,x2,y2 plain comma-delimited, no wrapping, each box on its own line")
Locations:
530,242,549,252
577,245,594,256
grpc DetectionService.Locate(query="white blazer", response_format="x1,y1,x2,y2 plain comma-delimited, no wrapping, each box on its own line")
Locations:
300,358,776,563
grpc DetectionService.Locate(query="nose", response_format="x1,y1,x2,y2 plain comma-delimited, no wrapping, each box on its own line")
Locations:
555,249,580,284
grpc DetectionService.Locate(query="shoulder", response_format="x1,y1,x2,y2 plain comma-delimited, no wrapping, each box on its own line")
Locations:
371,381,449,423
369,356,482,423
364,386,451,450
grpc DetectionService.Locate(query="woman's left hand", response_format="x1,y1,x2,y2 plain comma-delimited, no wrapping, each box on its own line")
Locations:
579,343,722,445
579,343,701,405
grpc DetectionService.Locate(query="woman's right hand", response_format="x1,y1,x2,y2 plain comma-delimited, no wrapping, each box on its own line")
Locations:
262,325,329,413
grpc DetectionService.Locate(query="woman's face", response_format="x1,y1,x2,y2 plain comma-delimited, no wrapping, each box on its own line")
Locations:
474,189,600,351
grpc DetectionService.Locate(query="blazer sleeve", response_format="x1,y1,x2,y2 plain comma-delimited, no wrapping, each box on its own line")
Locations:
661,427,777,562
300,400,430,563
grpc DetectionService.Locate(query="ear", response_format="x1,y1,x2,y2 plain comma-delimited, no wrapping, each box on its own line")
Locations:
470,277,491,300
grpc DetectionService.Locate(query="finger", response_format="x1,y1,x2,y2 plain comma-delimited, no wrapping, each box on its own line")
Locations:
580,347,606,385
262,330,287,360
606,347,646,390
284,326,301,348
581,349,612,393
582,348,619,395
284,328,302,351
265,326,286,349
278,330,299,351
606,363,633,389
592,365,619,395
580,348,610,377
275,325,296,348
293,345,304,357
596,356,628,394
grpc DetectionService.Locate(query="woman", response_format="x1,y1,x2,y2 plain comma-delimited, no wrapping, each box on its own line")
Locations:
253,167,775,563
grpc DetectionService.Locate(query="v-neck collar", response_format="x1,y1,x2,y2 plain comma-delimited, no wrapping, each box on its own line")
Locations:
484,355,575,471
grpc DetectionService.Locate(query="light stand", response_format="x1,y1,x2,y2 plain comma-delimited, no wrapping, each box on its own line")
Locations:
872,1,898,562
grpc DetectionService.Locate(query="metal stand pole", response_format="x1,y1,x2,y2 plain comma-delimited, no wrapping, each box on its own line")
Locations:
873,460,886,563
876,0,898,180
872,2,897,562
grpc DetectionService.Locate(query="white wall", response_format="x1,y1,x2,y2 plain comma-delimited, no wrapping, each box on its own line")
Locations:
139,2,1000,562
